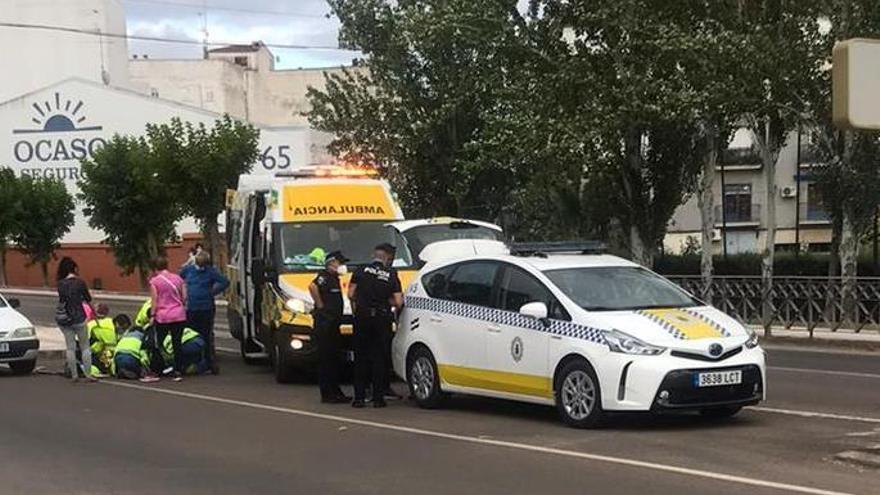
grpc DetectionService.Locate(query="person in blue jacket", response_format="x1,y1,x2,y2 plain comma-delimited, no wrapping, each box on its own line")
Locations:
180,251,229,374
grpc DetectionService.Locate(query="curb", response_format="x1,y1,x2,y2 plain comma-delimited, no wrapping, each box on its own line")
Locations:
38,350,65,359
834,449,880,469
760,336,880,353
3,288,228,306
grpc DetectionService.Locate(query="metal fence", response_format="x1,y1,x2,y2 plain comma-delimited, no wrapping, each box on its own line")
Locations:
667,276,880,335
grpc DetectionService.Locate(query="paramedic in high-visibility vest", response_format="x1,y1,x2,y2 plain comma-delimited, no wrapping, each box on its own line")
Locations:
86,303,117,377
111,315,159,382
161,328,209,375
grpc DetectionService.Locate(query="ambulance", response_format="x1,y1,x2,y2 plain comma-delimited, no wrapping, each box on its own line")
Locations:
225,166,418,382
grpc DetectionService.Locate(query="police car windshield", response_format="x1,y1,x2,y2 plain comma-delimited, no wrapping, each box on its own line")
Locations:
402,223,503,257
278,221,414,272
544,266,699,312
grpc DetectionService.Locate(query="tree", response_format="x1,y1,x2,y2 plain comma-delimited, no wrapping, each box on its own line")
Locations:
307,0,523,220
14,177,74,286
0,169,22,286
149,116,259,264
731,0,824,332
808,0,880,320
79,135,181,286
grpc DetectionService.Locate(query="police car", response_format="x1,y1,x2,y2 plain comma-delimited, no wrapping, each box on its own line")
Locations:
389,217,504,266
392,243,765,428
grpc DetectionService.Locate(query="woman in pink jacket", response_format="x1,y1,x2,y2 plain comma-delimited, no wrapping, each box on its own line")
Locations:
149,256,188,380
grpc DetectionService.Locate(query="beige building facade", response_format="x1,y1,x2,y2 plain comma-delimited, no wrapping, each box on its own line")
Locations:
665,129,832,255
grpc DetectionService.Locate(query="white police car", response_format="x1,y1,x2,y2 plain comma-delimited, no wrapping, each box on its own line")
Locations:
0,294,39,375
392,244,765,428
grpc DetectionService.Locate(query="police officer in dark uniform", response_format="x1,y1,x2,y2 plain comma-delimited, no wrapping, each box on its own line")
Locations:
348,243,403,408
308,250,350,403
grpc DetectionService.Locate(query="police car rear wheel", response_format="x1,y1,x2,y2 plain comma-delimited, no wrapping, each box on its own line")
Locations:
555,360,603,428
407,347,443,409
9,359,36,375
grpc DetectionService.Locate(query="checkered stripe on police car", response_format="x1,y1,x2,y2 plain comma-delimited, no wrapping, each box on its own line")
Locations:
405,296,606,345
634,310,687,340
679,308,733,337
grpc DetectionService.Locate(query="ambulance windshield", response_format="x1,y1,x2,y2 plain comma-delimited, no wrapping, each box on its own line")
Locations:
278,221,414,272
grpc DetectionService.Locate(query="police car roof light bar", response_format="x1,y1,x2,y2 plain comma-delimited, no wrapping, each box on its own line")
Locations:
510,241,607,257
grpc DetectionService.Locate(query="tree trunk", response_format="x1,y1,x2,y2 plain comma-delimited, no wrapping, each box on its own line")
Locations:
698,126,718,301
629,225,654,268
203,216,224,268
0,244,7,287
751,122,778,336
40,261,49,288
839,209,859,326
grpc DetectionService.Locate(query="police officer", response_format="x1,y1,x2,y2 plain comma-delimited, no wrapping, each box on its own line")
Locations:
309,250,351,403
348,243,403,408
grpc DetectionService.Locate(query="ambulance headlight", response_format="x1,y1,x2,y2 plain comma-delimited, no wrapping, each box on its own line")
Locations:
604,329,666,356
285,298,312,314
744,328,760,349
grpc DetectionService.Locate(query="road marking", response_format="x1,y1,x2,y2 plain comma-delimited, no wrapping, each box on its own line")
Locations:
216,346,238,354
769,366,880,380
749,406,880,424
101,381,855,495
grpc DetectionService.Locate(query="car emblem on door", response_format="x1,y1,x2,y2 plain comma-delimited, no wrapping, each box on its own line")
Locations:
511,336,524,362
708,343,723,357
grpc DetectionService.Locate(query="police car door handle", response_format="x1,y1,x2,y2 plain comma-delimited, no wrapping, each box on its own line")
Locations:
430,314,443,323
487,324,502,334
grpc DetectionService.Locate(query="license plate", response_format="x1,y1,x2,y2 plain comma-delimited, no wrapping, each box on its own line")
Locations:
0,342,8,353
695,370,742,387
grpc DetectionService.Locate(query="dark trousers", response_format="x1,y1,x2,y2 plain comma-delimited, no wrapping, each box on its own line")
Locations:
353,314,391,401
155,321,185,373
314,314,343,399
187,309,216,369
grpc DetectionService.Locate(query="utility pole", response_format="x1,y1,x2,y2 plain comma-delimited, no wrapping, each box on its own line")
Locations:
794,126,802,257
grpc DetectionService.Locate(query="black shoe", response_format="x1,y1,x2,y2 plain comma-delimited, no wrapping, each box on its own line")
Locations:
351,399,366,408
373,399,387,408
210,364,220,375
322,395,350,404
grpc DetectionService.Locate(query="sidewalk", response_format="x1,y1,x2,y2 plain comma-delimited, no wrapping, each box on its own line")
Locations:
36,326,67,358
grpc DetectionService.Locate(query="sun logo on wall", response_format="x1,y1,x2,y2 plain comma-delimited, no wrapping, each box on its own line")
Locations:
13,92,103,134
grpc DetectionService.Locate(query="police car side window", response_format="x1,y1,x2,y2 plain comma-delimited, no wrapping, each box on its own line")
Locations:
445,262,500,308
499,266,570,321
423,265,455,299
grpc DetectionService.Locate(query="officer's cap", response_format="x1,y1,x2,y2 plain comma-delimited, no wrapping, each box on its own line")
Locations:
325,250,350,265
374,243,397,255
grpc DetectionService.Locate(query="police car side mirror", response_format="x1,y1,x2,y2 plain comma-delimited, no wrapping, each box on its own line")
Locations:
520,302,548,320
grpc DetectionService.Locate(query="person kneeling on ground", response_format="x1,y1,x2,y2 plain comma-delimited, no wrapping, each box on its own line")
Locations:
161,327,209,376
111,315,159,383
87,303,117,377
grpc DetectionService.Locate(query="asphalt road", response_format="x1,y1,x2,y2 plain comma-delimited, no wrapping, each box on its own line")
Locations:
2,294,879,495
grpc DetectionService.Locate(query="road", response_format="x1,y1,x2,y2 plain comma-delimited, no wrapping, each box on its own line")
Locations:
2,294,879,495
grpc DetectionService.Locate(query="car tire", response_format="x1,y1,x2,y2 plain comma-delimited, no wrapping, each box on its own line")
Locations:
700,405,742,419
273,334,298,384
554,359,604,428
9,359,36,375
407,346,443,409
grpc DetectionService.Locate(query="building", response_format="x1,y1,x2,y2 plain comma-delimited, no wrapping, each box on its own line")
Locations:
0,0,349,290
665,129,831,255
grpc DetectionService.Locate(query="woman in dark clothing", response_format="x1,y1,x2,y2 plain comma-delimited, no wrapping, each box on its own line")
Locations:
56,257,96,382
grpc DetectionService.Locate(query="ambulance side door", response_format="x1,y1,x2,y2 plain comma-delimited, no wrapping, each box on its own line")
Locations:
241,192,267,355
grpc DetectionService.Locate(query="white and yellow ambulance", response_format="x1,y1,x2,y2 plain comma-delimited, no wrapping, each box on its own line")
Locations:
225,166,419,382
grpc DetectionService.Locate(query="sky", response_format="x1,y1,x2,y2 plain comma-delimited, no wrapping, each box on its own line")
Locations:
122,0,361,69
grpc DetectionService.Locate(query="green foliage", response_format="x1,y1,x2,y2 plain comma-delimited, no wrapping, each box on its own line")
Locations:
0,168,22,247
79,135,180,281
14,176,74,284
147,116,259,259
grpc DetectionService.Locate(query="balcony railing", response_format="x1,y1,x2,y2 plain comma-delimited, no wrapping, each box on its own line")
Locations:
714,203,762,224
799,203,831,223
720,148,762,167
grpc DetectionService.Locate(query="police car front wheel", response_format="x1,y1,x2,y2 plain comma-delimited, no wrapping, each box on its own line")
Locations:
407,347,444,409
554,359,604,428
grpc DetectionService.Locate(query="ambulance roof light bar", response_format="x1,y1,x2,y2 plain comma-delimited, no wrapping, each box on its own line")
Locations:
275,165,378,179
510,241,607,258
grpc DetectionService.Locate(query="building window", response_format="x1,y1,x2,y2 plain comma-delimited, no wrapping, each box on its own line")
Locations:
804,183,831,222
234,56,248,67
723,184,755,223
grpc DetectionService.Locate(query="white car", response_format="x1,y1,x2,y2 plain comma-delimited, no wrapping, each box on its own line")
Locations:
392,248,765,428
0,294,39,375
390,217,505,266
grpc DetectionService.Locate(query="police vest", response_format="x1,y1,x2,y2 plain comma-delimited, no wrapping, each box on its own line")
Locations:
88,317,117,353
161,328,202,357
135,299,152,328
